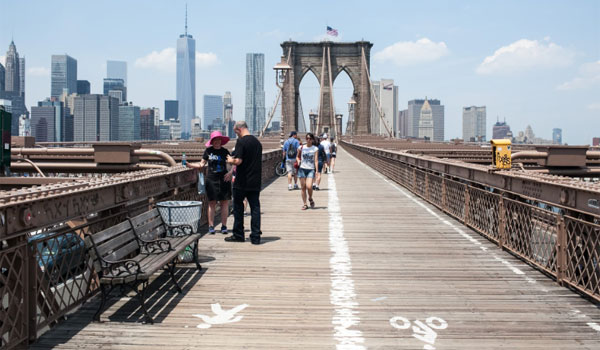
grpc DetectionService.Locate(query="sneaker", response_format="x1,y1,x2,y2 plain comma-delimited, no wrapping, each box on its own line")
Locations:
293,184,299,190
208,226,216,234
288,184,293,191
251,238,261,245
224,235,245,242
221,226,228,234
312,184,316,190
315,185,320,191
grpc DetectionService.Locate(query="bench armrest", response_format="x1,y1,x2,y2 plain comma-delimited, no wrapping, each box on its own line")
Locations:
102,259,142,277
141,239,172,254
166,224,195,237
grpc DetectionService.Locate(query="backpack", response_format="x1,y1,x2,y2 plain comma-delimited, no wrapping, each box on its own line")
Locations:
286,140,298,158
330,143,337,154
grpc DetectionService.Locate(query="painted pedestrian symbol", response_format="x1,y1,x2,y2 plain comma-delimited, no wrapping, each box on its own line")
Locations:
390,316,448,350
193,303,248,329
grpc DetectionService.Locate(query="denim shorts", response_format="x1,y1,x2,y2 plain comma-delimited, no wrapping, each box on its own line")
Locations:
298,167,315,178
318,161,324,173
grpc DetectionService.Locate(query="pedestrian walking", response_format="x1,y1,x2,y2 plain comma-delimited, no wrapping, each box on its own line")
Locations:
314,137,326,191
297,133,319,210
188,131,231,234
283,131,300,190
225,121,263,244
329,137,337,173
320,134,332,173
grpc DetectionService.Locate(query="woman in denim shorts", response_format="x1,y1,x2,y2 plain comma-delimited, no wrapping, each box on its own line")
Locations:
296,133,319,210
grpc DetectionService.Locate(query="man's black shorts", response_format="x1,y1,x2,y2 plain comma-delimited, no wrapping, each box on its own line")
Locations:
205,175,232,201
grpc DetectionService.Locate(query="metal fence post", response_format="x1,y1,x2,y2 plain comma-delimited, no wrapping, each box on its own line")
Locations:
556,216,567,286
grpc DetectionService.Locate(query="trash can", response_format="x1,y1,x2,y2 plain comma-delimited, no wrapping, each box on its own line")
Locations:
156,201,203,234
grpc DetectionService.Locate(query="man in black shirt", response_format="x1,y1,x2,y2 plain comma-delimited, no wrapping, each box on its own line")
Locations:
225,121,263,244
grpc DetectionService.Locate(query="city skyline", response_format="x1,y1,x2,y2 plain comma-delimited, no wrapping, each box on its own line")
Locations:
0,0,598,144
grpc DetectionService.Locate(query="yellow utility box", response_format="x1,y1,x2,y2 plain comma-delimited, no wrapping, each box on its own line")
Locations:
490,139,512,169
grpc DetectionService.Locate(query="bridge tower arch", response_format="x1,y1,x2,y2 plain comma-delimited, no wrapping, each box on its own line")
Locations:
281,41,373,137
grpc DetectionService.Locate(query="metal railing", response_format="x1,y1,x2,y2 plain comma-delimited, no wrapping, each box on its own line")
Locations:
343,141,600,303
0,149,281,349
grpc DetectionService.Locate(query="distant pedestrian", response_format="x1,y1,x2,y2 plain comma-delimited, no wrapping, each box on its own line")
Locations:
314,137,326,191
283,131,300,190
329,137,337,173
297,133,319,210
320,134,332,173
225,121,263,244
188,131,231,235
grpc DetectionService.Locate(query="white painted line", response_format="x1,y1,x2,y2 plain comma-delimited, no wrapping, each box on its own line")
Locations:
587,322,600,332
371,296,387,302
328,174,366,350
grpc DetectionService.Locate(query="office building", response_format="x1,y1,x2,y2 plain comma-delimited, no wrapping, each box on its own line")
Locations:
0,90,27,135
398,109,408,138
51,54,77,98
165,100,178,121
159,120,181,140
552,128,562,145
103,78,126,103
492,119,511,139
73,94,119,141
593,137,599,146
0,63,5,91
140,108,157,140
19,57,25,97
30,106,54,142
118,104,140,141
4,41,20,93
77,80,90,95
107,60,127,86
462,106,487,142
370,79,398,137
36,98,70,142
177,9,196,138
223,91,233,137
204,95,223,130
245,53,265,134
407,98,444,141
418,98,434,140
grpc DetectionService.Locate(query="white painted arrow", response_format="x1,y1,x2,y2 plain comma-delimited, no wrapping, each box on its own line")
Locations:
193,303,249,329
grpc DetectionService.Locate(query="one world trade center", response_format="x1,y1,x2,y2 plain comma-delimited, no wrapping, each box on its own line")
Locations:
176,7,195,138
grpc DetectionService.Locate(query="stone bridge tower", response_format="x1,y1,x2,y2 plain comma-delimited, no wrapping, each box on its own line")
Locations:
280,41,373,136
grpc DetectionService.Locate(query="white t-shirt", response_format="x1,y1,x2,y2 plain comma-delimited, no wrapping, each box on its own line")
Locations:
300,145,318,170
320,140,331,154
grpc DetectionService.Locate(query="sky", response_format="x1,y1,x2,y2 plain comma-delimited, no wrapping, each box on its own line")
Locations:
0,0,599,144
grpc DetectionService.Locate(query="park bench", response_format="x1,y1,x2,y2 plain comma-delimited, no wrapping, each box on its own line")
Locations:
85,209,202,324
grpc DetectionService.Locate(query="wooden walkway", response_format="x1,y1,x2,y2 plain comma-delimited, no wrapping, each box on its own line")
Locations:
33,148,600,349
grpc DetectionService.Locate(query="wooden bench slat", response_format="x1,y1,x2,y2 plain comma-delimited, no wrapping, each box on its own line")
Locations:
95,230,138,258
91,221,133,245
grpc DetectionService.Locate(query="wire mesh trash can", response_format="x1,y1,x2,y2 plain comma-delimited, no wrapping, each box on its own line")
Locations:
157,201,203,263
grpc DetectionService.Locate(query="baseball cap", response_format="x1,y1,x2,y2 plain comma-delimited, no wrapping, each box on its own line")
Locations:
289,131,297,137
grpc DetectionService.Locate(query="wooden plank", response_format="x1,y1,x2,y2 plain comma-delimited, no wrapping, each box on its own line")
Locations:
31,148,600,349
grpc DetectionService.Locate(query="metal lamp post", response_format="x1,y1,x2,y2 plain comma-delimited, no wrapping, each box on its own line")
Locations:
348,97,356,142
273,56,291,144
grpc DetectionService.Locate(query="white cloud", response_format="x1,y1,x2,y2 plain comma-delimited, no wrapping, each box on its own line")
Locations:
27,66,50,77
0,55,5,65
135,48,218,71
587,102,600,110
373,38,449,66
196,52,219,67
556,60,600,90
477,39,574,74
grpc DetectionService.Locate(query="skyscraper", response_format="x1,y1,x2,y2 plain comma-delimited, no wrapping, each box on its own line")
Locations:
418,98,434,140
407,98,444,141
203,95,223,130
245,53,265,134
73,94,118,141
223,91,234,138
176,7,196,138
165,100,178,121
51,54,77,98
103,78,126,103
107,60,127,86
492,119,512,139
77,80,90,94
118,104,140,141
462,106,486,142
30,105,55,142
0,63,5,91
4,41,20,93
140,108,157,140
552,128,562,145
370,79,398,136
18,57,25,97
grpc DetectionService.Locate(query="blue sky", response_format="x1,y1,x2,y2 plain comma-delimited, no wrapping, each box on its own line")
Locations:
1,0,599,144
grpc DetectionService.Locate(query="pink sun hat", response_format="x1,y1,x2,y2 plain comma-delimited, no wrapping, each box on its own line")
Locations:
205,130,230,147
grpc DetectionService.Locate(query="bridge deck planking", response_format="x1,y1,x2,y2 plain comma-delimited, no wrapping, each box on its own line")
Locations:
32,148,600,349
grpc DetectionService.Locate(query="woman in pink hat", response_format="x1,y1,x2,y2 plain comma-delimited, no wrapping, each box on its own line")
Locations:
189,131,232,234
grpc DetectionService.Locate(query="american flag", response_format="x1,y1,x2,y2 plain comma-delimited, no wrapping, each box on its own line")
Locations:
326,26,338,37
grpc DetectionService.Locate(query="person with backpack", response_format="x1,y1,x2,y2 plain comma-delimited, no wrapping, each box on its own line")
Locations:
283,131,300,190
313,136,326,191
329,137,337,173
320,133,332,173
